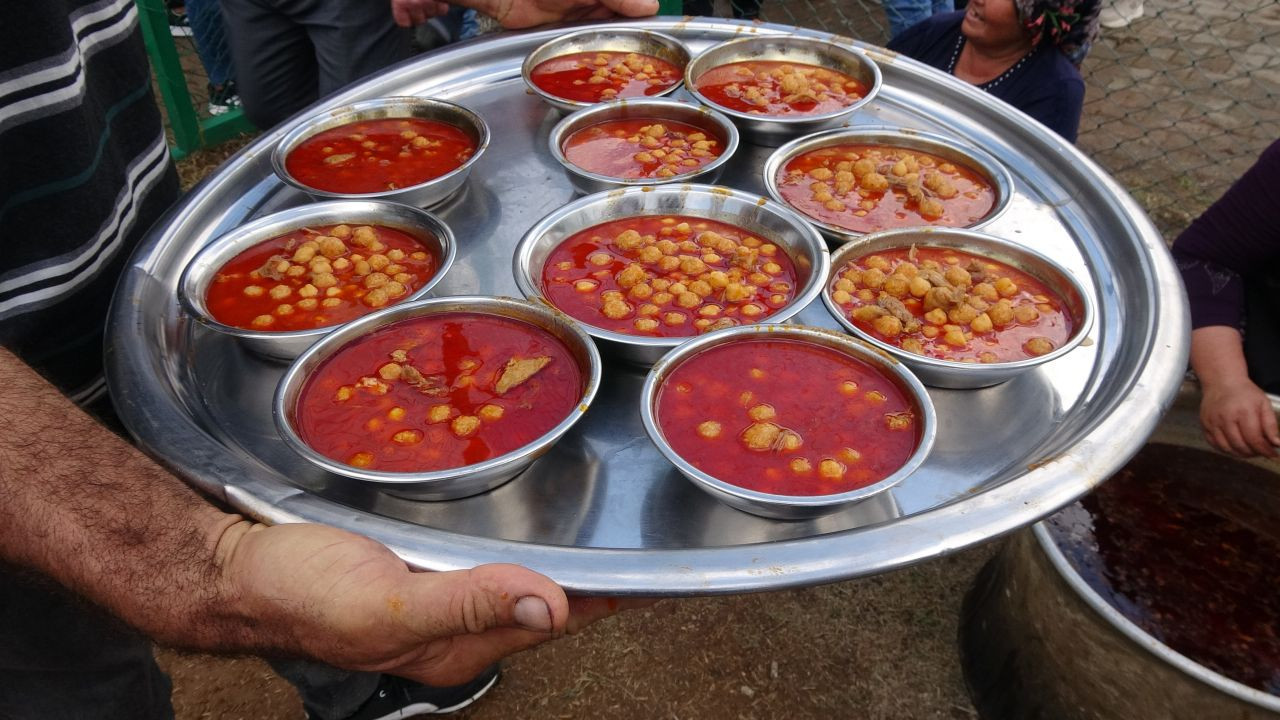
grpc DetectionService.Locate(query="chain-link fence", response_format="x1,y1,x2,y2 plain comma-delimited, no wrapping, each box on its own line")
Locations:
164,0,239,118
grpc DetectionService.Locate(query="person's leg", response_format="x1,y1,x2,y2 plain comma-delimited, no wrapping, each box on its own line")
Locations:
883,0,934,39
303,0,413,101
930,0,955,16
185,0,235,88
270,659,381,720
220,0,319,129
0,575,174,720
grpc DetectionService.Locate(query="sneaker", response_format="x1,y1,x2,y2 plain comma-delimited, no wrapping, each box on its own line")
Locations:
167,3,193,37
207,82,241,116
1099,0,1144,29
325,666,501,720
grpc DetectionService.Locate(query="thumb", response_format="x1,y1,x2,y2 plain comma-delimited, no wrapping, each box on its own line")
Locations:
388,564,573,685
599,0,660,18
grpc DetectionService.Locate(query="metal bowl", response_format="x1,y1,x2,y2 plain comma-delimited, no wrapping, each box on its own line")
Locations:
821,227,1094,389
521,29,691,114
639,323,937,520
271,96,489,208
511,183,831,366
763,126,1014,243
548,98,740,195
178,200,457,362
273,296,603,501
683,36,882,146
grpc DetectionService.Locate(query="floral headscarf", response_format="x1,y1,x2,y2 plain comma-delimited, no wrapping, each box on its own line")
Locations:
1014,0,1102,58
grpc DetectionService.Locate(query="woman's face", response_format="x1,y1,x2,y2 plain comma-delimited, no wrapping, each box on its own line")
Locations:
961,0,1030,49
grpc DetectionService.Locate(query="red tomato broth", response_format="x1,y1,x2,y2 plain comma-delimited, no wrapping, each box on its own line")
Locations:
540,215,800,338
284,117,475,194
205,224,438,331
562,118,724,179
830,247,1072,363
296,313,583,473
777,144,996,233
530,51,682,103
694,60,868,117
657,339,921,497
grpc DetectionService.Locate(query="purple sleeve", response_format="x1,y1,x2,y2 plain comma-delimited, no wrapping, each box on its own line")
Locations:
1171,139,1280,329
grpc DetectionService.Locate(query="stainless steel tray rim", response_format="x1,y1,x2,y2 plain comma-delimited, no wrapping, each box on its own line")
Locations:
106,18,1191,595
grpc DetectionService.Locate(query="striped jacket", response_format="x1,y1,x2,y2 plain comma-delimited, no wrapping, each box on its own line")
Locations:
0,0,180,404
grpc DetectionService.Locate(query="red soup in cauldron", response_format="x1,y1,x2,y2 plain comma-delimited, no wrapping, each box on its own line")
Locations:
657,338,922,496
284,117,476,194
541,215,799,337
205,223,438,331
693,60,868,117
530,51,682,103
829,247,1072,363
776,144,996,233
296,312,583,472
562,118,724,180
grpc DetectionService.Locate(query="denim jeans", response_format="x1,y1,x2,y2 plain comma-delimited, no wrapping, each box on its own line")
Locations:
185,0,236,87
883,0,955,40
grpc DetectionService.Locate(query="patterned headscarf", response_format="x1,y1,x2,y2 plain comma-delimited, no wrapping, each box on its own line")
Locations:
1014,0,1102,58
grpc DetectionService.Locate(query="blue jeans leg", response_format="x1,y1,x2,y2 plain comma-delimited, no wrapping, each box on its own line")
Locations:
185,0,235,87
884,0,955,39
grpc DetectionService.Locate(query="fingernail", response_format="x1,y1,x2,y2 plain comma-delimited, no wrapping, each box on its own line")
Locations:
514,596,552,632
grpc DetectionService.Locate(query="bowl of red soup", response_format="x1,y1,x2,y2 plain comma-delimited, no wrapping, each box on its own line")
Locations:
549,98,739,195
684,36,881,146
179,200,456,361
523,29,690,114
512,184,830,366
274,296,602,500
764,127,1014,242
640,324,936,519
822,228,1094,388
272,97,488,208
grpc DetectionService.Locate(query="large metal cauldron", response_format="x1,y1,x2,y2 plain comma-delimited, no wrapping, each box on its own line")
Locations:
960,381,1280,719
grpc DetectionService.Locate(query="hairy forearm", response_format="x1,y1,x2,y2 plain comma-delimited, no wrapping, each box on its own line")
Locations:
0,347,285,652
1189,325,1250,389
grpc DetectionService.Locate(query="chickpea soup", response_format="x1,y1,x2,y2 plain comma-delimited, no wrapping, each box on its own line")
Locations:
563,118,724,180
284,117,476,194
657,338,922,496
830,246,1072,363
296,312,583,472
540,215,799,337
530,51,682,103
694,60,868,117
205,223,438,331
777,144,996,233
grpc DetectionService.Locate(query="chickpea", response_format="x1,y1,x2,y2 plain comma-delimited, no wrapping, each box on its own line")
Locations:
818,459,845,481
363,272,389,289
269,284,292,300
741,422,782,451
994,277,1019,297
943,328,968,347
363,288,389,308
679,256,707,275
697,420,722,439
883,275,910,298
662,312,686,326
838,447,862,464
321,298,342,308
861,268,886,289
352,226,377,247
243,285,265,297
872,314,903,337
971,312,994,334
629,282,654,300
705,270,730,290
391,430,422,445
251,314,274,328
860,172,889,193
383,281,406,298
884,412,913,431
973,282,999,302
1014,304,1040,324
451,415,480,438
331,225,352,239
478,404,504,422
275,303,294,316
319,236,347,259
353,260,372,276
741,303,764,317
832,289,853,305
658,255,681,273
368,254,390,271
809,167,834,181
747,404,776,421
944,265,972,287
291,244,318,263
989,300,1015,326
902,337,924,354
790,458,813,474
948,303,980,325
979,351,999,363
602,298,631,319
348,452,375,468
427,405,453,424
590,252,613,267
1024,337,1055,356
574,279,599,293
852,158,876,177
838,380,859,396
919,197,945,219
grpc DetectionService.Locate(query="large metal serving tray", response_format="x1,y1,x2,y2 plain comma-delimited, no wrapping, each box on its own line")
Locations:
106,18,1188,596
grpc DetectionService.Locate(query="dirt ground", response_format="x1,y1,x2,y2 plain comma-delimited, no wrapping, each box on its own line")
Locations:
159,546,993,720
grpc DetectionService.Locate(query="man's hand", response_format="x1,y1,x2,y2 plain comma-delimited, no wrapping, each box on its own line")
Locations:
392,0,451,27
486,0,658,29
1200,378,1280,458
217,521,634,686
